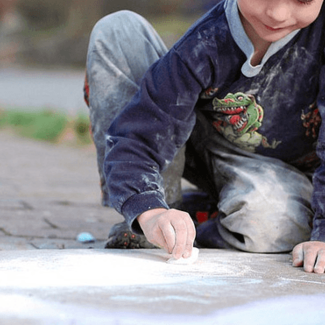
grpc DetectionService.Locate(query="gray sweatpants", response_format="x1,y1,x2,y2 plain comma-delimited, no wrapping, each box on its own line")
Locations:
86,10,313,253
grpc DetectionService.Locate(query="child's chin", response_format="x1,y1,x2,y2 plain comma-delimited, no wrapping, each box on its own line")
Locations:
260,28,294,43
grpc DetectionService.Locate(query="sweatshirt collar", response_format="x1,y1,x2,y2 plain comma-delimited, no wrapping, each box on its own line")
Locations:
224,0,300,77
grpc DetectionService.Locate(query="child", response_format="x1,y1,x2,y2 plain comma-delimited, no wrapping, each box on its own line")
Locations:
85,0,325,273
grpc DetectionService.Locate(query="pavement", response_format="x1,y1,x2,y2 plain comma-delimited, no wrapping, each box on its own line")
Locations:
1,130,325,324
0,129,122,250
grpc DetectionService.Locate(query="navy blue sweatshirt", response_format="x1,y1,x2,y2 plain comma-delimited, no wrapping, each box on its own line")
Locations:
105,0,325,241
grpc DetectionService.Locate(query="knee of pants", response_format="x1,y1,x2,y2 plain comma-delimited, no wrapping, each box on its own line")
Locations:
217,179,313,253
90,10,146,43
88,10,164,59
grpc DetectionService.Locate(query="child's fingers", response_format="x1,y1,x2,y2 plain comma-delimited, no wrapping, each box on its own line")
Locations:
182,217,196,259
155,209,195,259
150,227,169,252
314,250,325,274
303,247,318,273
170,215,190,259
292,241,325,273
137,208,195,259
292,243,304,267
159,221,177,254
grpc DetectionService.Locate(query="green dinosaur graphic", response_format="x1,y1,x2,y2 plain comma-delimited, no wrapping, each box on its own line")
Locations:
212,92,281,152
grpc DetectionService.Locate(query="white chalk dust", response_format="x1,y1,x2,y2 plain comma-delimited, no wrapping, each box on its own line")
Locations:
0,249,252,288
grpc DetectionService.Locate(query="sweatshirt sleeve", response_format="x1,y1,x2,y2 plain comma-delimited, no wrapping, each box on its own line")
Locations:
104,48,206,233
311,64,325,242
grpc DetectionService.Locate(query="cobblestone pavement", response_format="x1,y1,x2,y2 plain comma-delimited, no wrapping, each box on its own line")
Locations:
0,130,124,250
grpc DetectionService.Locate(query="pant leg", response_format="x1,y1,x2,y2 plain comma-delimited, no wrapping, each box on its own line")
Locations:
86,11,183,207
188,111,313,253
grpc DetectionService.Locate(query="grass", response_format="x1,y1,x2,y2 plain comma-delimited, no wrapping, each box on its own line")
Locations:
0,109,92,145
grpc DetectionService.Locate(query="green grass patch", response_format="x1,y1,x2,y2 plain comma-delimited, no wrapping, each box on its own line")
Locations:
0,109,92,145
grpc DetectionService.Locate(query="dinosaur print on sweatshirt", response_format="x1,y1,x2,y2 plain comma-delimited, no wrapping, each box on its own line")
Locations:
212,92,281,152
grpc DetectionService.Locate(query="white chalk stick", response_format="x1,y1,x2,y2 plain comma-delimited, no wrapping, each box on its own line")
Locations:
166,247,199,265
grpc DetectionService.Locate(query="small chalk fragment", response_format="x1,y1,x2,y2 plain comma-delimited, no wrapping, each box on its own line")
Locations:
76,232,96,243
166,247,199,265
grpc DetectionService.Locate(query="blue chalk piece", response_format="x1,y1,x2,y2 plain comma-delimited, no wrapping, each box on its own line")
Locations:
76,232,96,243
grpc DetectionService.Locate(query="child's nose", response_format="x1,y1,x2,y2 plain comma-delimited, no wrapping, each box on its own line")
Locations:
265,2,292,23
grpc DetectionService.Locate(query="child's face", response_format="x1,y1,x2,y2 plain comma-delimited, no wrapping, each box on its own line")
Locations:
238,0,324,44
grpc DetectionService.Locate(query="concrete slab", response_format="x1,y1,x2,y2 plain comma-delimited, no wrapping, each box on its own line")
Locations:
0,249,324,324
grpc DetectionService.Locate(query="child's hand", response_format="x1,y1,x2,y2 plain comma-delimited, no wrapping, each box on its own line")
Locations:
292,241,325,274
137,208,196,259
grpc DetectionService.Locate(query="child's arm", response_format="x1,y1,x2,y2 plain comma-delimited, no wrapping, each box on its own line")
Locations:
292,241,325,273
137,208,196,259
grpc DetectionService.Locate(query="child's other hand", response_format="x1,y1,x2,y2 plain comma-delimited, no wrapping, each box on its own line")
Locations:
292,241,325,274
137,208,196,260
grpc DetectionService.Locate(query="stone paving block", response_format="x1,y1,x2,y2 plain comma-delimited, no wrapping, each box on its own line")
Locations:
0,199,123,246
0,199,33,211
28,238,108,250
0,229,108,250
1,131,100,204
0,237,35,250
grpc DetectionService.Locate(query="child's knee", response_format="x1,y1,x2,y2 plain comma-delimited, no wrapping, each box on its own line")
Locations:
90,10,147,42
87,10,155,63
218,194,313,253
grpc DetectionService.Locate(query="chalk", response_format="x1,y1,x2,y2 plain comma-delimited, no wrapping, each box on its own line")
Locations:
166,247,199,265
76,232,96,243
